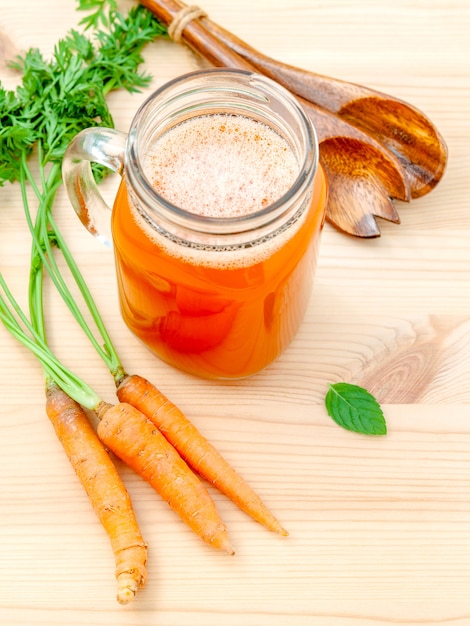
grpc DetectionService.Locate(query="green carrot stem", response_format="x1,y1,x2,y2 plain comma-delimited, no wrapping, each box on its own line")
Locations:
20,148,125,382
46,210,125,381
0,274,101,409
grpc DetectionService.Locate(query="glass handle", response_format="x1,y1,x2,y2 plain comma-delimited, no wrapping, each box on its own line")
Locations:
62,127,128,247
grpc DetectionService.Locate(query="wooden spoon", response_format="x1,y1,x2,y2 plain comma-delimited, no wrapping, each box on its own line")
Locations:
201,18,448,201
139,0,446,236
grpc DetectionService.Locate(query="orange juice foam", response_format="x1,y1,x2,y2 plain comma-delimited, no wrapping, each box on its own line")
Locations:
144,114,298,218
138,114,303,269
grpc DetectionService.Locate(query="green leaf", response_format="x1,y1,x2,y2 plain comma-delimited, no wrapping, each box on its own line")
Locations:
0,2,167,181
325,382,387,435
77,0,118,30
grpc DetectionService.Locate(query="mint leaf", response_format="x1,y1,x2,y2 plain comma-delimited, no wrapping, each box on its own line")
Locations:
325,383,387,435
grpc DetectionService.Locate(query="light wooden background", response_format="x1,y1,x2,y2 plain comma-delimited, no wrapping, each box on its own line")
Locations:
0,0,469,624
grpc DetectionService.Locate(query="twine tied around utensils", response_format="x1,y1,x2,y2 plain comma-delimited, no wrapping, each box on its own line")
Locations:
168,5,208,43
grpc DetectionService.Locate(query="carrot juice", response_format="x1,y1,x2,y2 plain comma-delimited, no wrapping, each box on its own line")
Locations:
111,114,327,379
62,69,327,378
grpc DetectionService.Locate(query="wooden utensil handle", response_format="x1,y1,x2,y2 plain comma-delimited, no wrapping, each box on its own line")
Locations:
140,0,253,69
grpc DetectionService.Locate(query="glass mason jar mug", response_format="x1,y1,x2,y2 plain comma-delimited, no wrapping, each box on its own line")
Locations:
62,69,327,380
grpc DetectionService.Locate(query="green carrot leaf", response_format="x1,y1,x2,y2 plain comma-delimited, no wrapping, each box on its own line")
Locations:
77,0,118,30
325,383,387,435
0,0,167,400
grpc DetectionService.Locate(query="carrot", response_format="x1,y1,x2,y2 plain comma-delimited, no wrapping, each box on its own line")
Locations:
45,382,147,605
117,374,288,536
95,400,234,555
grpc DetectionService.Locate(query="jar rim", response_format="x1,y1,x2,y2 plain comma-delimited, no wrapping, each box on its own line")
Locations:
125,68,319,237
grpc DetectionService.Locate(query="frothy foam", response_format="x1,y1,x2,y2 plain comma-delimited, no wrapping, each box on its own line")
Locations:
131,114,309,270
143,114,298,218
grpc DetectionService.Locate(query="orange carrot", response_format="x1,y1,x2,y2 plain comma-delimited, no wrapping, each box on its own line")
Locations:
117,374,288,536
45,383,147,605
95,400,234,555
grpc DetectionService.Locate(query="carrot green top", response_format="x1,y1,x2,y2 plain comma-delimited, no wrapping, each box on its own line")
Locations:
0,2,167,407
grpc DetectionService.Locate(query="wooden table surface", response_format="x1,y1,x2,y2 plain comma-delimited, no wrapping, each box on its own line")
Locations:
1,1,469,624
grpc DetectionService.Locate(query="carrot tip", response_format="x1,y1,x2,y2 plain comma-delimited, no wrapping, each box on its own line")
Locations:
265,519,289,536
116,587,136,605
272,521,289,536
223,543,236,556
116,574,140,605
216,532,235,556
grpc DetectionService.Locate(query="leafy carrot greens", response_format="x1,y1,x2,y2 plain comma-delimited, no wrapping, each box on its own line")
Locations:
77,0,119,29
0,1,167,396
0,0,166,394
0,3,166,185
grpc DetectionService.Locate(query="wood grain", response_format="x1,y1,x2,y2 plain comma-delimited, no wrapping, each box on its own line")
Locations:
0,0,469,624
